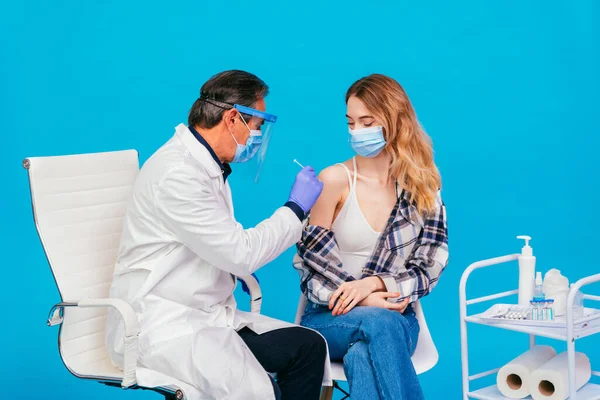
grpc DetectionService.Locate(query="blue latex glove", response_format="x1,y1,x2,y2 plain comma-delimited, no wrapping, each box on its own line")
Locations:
288,166,324,213
241,273,259,295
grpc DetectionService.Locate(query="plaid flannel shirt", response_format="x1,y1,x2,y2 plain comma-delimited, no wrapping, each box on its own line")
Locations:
293,189,448,305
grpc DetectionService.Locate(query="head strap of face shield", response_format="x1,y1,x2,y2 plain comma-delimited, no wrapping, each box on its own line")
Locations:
198,92,277,123
198,93,235,111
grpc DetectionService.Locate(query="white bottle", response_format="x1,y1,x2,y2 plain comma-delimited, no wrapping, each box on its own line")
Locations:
517,235,536,307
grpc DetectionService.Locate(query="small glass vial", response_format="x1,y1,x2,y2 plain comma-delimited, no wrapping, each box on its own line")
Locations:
531,300,539,320
542,301,548,320
546,299,555,321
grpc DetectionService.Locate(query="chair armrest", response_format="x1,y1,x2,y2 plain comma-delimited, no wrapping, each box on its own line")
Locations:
47,298,139,388
78,298,139,336
237,274,262,313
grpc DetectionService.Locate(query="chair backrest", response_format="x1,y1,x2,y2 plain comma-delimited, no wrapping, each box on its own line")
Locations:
294,294,439,375
24,150,139,379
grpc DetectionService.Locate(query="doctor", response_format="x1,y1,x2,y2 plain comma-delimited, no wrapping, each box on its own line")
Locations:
106,70,328,400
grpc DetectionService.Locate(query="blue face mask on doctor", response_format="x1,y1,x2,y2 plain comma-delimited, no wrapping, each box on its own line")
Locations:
230,113,262,163
348,125,387,158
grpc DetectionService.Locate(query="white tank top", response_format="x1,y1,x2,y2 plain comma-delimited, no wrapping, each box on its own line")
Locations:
331,157,381,279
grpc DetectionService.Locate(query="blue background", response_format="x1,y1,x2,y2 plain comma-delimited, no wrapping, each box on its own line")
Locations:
2,1,599,398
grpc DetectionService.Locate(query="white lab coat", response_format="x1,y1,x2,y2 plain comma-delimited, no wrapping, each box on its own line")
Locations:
106,124,331,400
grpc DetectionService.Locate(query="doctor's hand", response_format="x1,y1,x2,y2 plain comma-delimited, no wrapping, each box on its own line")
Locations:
288,166,324,213
329,277,383,316
359,292,410,313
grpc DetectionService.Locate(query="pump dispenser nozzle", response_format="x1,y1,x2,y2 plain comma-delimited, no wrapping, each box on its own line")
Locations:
517,235,533,256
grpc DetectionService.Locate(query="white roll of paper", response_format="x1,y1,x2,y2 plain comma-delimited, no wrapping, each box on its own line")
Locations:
496,345,557,398
529,352,591,400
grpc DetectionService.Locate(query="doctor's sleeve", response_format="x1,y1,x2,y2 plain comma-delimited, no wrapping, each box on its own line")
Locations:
154,168,302,276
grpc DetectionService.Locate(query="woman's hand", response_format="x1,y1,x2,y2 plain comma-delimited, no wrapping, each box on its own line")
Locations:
359,292,410,313
329,277,385,315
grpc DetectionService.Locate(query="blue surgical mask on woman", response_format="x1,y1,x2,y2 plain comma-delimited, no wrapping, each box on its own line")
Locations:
348,126,387,158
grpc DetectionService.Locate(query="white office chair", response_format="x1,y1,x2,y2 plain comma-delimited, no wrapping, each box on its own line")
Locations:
23,150,263,400
294,294,439,400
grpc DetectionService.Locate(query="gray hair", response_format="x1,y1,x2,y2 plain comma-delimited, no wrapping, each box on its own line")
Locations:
188,70,269,129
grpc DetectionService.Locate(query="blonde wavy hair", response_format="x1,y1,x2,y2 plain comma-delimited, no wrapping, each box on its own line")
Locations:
346,74,441,215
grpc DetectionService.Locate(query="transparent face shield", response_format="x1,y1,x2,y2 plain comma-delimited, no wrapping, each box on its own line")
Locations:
233,104,277,183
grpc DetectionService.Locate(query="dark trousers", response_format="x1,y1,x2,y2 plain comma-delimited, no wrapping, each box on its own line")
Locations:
237,326,327,400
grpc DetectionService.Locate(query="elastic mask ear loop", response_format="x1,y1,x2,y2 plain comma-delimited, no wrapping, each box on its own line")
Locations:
229,109,251,145
228,113,241,146
237,111,252,133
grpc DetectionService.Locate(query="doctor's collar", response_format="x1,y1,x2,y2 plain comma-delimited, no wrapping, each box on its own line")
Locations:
188,125,232,182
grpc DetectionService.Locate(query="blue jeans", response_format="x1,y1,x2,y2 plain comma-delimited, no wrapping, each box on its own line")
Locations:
300,302,424,400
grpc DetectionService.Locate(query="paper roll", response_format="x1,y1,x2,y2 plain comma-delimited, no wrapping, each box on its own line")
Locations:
496,345,557,398
529,351,591,400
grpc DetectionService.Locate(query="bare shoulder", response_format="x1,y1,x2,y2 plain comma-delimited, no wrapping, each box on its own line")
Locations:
318,160,352,188
309,161,353,227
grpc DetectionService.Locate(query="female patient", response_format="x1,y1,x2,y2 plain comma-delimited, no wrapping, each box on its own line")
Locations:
294,74,449,400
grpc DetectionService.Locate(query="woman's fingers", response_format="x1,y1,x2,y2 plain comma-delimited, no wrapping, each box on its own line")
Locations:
343,296,361,315
329,284,346,309
376,291,401,299
385,297,410,312
336,289,358,315
332,290,353,315
331,288,345,314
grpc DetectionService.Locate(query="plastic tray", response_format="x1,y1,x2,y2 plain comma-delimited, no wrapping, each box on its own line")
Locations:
478,303,599,330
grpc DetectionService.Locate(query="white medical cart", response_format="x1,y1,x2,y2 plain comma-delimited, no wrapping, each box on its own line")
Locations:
459,253,600,399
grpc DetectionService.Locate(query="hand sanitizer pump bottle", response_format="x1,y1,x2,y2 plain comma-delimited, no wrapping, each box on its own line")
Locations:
517,235,536,307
